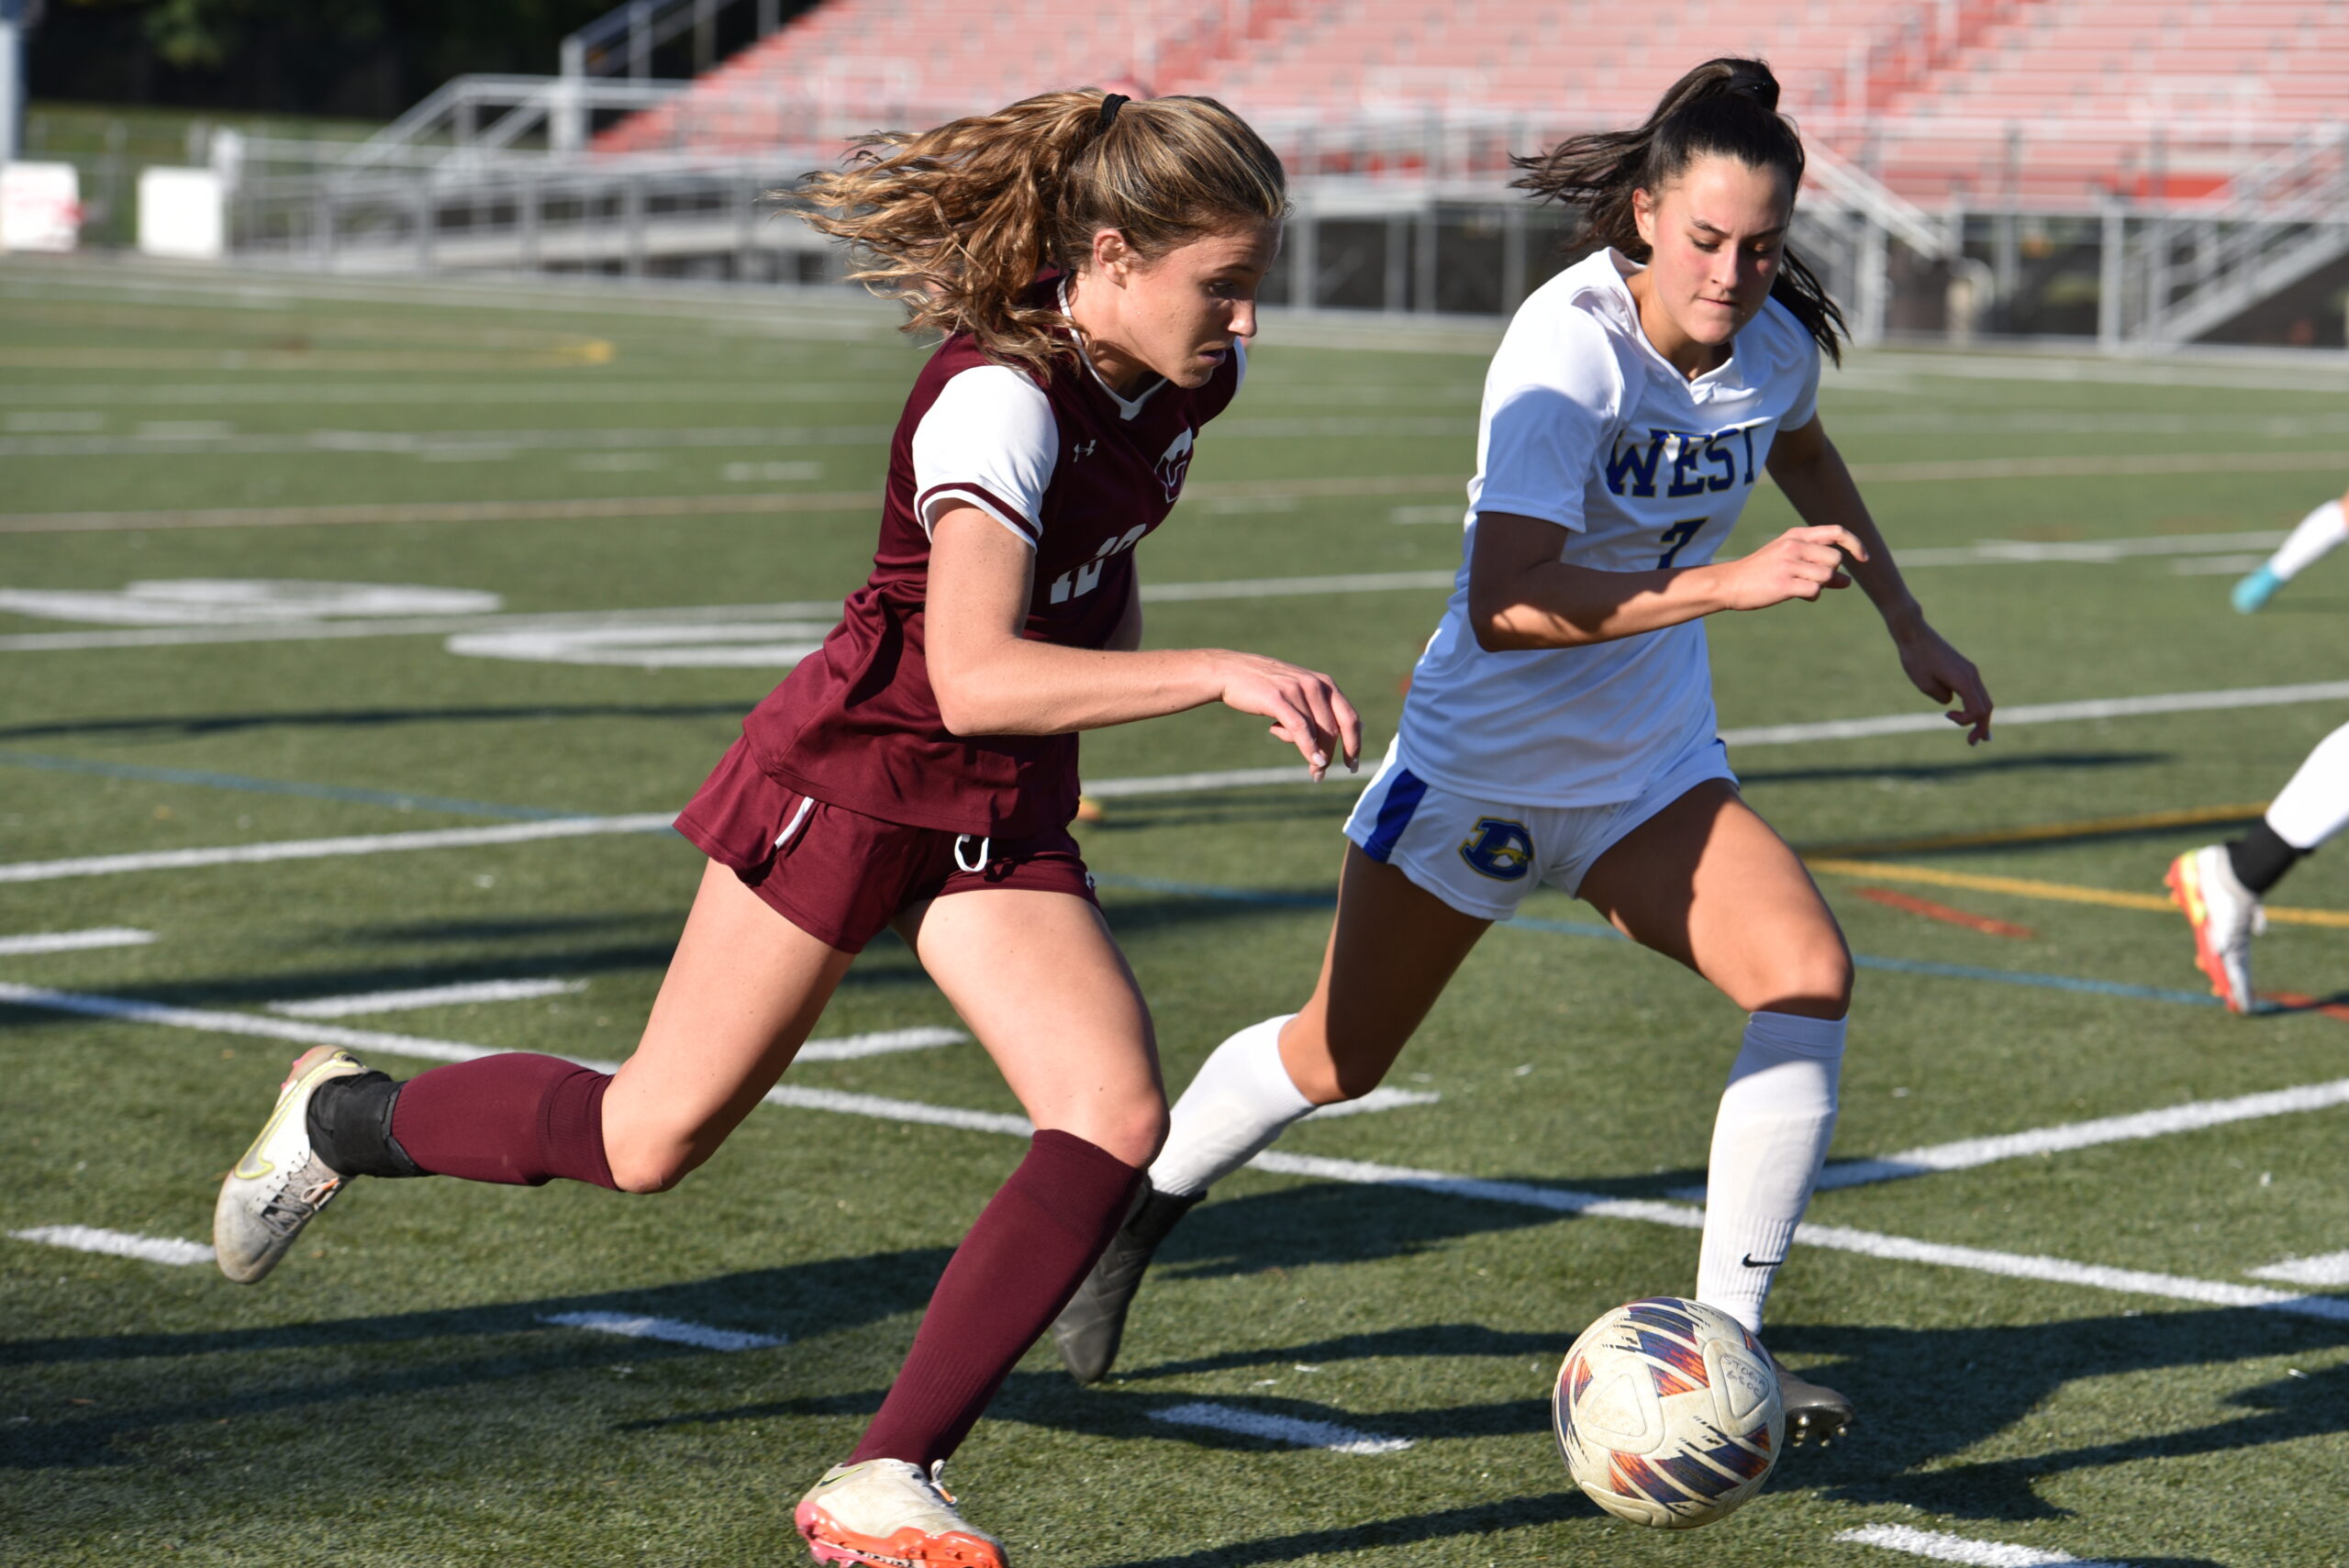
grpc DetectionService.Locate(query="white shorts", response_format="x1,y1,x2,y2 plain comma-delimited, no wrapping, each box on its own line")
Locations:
1341,732,1738,921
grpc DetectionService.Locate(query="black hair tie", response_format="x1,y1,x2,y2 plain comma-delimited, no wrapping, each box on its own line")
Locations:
1098,93,1130,131
1728,75,1779,112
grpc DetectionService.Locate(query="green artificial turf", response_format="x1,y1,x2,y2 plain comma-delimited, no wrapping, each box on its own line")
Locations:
3,257,2347,1567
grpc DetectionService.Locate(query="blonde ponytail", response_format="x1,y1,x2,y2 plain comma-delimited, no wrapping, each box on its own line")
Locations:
799,89,1286,374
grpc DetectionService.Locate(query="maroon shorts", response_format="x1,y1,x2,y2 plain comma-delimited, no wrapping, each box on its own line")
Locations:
674,739,1097,953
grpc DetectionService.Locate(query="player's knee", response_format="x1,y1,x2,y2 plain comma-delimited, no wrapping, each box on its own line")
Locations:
1734,944,1853,1019
1066,1095,1168,1169
600,1128,707,1195
1285,1027,1396,1105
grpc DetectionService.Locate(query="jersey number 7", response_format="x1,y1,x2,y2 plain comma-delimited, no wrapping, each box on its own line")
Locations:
1657,517,1706,569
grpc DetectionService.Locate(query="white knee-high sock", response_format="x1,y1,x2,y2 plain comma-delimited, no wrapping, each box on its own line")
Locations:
1146,1015,1314,1197
2266,720,2349,851
1695,1011,1846,1337
2267,498,2348,582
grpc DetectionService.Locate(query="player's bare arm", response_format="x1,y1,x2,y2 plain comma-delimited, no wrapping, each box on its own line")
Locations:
1467,509,1861,651
1767,414,1994,742
926,505,1361,777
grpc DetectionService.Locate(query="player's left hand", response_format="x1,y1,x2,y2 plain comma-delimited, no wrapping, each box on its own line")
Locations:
1893,620,1992,744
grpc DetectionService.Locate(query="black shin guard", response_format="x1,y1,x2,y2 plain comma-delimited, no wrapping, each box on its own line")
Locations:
2228,818,2306,897
307,1071,424,1178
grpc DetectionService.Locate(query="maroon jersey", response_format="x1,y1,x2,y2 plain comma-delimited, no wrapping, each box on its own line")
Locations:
742,298,1243,835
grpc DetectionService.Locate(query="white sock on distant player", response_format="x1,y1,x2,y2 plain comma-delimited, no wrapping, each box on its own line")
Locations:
2265,720,2349,851
2266,498,2348,582
1147,1014,1314,1197
1695,1010,1846,1338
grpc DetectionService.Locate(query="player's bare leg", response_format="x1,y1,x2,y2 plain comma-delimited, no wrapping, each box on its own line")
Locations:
1053,846,1488,1382
217,861,854,1280
601,860,859,1192
1580,779,1855,1446
903,887,1168,1166
1277,845,1497,1103
796,889,1161,1565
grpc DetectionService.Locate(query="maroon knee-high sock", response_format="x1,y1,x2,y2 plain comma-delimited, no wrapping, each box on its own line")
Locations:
852,1129,1142,1468
389,1053,618,1188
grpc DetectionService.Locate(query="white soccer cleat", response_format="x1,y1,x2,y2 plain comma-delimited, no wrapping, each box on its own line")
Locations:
795,1459,1007,1568
2165,845,2265,1015
213,1045,370,1284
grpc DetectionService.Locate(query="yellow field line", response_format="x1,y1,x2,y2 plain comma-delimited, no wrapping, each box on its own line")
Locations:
1800,802,2271,858
1807,857,2349,929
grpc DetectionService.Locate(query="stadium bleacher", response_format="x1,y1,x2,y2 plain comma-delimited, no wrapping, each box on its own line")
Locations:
596,0,2349,207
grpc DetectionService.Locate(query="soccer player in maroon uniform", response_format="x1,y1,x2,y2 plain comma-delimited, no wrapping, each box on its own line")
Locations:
212,89,1357,1567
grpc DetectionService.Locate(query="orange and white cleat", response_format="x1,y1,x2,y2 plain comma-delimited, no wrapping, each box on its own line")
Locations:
2165,845,2264,1014
796,1459,1007,1568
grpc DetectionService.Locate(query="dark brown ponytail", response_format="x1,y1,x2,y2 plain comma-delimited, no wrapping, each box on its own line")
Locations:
1510,58,1846,363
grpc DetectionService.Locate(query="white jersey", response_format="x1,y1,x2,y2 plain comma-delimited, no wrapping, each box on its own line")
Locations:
1394,249,1821,806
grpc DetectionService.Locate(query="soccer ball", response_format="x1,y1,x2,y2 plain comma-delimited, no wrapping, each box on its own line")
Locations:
1553,1296,1784,1529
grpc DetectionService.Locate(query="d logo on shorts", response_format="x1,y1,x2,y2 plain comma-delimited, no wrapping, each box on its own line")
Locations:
1458,817,1534,881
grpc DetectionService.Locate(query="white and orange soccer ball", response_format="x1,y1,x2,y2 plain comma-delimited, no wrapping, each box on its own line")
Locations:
1553,1296,1784,1529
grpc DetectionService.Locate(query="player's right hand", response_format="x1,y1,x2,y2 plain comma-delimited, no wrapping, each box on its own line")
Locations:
1715,525,1864,610
1214,652,1362,782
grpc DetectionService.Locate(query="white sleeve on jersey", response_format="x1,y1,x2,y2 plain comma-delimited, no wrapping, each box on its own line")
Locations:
912,364,1059,548
1232,338,1248,392
1468,307,1625,533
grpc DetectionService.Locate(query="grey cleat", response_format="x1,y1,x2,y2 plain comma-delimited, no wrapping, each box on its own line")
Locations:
1050,1184,1202,1383
1769,1351,1854,1447
213,1046,370,1284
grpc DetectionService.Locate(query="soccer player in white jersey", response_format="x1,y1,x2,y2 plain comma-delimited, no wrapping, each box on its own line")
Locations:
1051,58,1993,1448
2232,482,2349,612
2167,725,2349,1011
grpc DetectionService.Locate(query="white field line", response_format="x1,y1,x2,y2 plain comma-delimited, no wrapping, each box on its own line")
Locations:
1147,1401,1413,1455
790,1027,966,1062
8,1225,213,1266
0,982,958,1074
0,928,154,956
538,1311,782,1351
2170,554,2272,575
0,569,1459,654
760,1085,1033,1136
1794,1222,2349,1321
1304,1086,1441,1119
1796,1075,2349,1192
2249,1249,2349,1287
6,674,2349,885
1840,450,2349,485
1835,1523,2124,1566
1720,679,2349,749
1894,528,2285,567
0,596,844,654
1137,569,1453,602
6,978,2343,1323
0,814,675,884
0,533,2290,658
1085,765,1318,797
270,977,586,1018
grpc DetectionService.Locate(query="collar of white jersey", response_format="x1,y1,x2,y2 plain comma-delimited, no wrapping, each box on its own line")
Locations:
1593,248,1751,393
1058,276,1166,422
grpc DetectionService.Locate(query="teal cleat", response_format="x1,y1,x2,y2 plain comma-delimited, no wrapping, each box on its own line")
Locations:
2232,564,2283,613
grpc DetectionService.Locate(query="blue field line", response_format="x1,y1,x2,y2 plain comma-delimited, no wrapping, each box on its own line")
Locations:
0,750,582,821
1096,876,2224,1009
1842,952,2220,1007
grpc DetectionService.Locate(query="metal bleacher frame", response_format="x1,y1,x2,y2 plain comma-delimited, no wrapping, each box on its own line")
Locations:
215,0,2349,350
